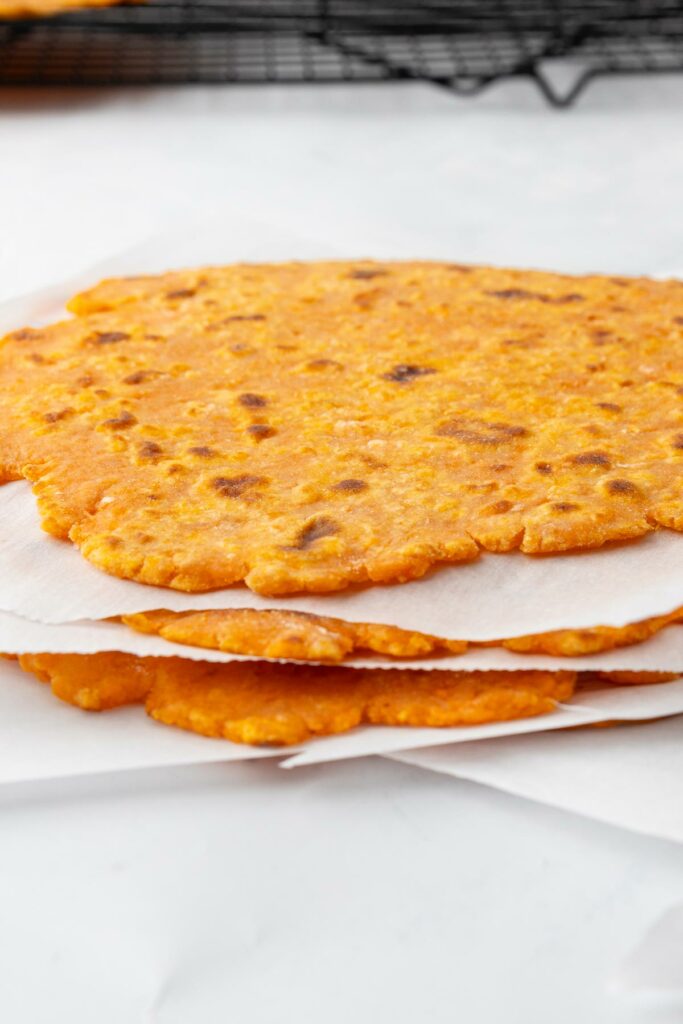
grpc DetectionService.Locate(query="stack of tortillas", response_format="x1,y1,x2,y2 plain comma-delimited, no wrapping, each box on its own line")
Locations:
2,259,683,747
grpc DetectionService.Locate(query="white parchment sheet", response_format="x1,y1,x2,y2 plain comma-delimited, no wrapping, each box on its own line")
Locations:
614,902,683,992
1,214,683,640
390,711,683,845
3,607,683,673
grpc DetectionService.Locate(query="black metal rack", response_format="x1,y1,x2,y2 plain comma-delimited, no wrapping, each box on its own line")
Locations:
0,1,682,104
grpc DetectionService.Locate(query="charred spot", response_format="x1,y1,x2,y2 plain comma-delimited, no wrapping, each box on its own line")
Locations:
332,479,368,493
673,434,683,450
444,263,472,273
238,393,267,409
188,446,216,457
288,517,339,551
571,451,611,468
591,330,613,346
10,328,40,342
222,314,266,323
545,293,584,304
437,419,528,445
247,424,276,441
673,316,683,326
491,463,510,472
606,478,639,496
620,380,634,388
102,410,137,429
76,374,94,387
595,402,622,413
487,288,535,301
535,462,552,474
166,288,195,300
552,502,579,513
123,371,150,385
94,389,110,399
586,363,605,373
382,364,437,383
486,288,583,304
348,268,389,280
28,353,45,364
139,441,162,459
610,277,630,287
212,474,266,498
43,408,73,424
88,331,130,345
307,358,343,370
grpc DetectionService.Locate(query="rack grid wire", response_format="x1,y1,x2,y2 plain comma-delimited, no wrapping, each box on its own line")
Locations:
0,1,682,104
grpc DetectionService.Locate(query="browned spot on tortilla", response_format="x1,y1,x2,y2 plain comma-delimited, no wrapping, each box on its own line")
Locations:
571,451,611,468
606,479,639,496
288,517,339,550
101,410,137,429
87,331,130,346
348,269,388,280
212,475,266,498
437,419,528,445
238,393,267,409
332,479,368,493
247,424,276,441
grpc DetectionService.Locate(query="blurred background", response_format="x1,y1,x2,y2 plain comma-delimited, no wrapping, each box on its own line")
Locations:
1,0,682,297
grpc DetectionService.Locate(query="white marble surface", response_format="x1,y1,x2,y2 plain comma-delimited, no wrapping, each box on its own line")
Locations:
2,75,683,1021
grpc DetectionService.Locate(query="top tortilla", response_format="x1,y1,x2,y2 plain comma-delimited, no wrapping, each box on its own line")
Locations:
1,260,682,595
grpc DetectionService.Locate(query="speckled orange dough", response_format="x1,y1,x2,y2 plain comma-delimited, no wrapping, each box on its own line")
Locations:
2,262,683,595
496,607,683,657
596,670,680,684
122,609,468,661
16,652,575,746
0,0,134,18
121,605,683,662
19,651,156,709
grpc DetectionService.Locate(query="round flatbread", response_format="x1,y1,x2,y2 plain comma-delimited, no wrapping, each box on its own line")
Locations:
17,652,575,746
120,605,683,662
2,262,683,594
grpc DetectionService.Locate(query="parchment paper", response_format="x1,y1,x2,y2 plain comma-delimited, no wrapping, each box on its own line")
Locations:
2,607,683,673
390,710,683,843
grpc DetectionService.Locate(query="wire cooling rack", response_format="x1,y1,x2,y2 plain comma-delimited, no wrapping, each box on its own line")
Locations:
0,1,682,104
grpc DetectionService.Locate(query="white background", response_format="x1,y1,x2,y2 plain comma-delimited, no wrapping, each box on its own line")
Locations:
2,74,683,1021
